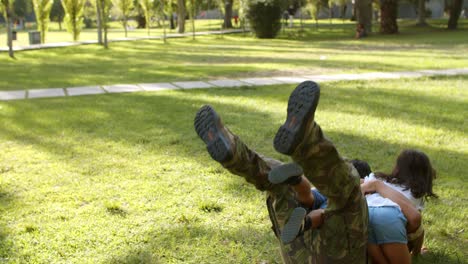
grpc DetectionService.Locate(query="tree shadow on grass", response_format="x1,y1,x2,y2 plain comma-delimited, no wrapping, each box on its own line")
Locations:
106,223,281,264
3,29,467,91
0,76,466,178
0,81,466,262
413,251,466,264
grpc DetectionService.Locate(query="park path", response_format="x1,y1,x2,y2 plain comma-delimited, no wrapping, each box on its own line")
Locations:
0,29,246,52
0,68,467,101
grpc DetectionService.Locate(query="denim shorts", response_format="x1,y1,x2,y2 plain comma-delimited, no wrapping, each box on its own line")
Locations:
368,206,408,244
311,188,328,210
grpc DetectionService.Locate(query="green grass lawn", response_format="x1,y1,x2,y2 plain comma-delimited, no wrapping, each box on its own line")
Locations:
0,19,467,91
0,75,466,263
0,19,233,47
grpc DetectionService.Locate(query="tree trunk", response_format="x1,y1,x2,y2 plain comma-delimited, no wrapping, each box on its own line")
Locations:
192,14,195,39
6,11,14,58
223,0,233,28
177,0,186,33
123,15,128,37
170,14,175,29
96,0,103,44
162,8,167,42
380,0,398,34
447,0,463,29
351,2,356,21
417,0,427,25
137,14,146,28
355,0,373,35
104,26,108,48
102,0,108,48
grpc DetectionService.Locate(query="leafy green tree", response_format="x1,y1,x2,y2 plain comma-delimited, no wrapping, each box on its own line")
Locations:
416,0,427,25
1,0,15,58
237,0,248,31
187,0,199,39
223,0,232,28
83,0,96,28
187,0,194,38
306,0,321,28
380,0,398,33
213,0,232,28
13,0,32,28
355,0,372,35
97,0,111,47
247,0,282,38
139,0,153,35
32,0,53,43
95,0,102,43
133,0,145,28
447,0,463,29
176,0,185,33
50,0,65,30
157,0,167,42
113,0,133,37
61,0,85,41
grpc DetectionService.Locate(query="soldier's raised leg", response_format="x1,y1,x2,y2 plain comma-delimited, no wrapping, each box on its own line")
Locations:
194,105,315,263
274,81,368,263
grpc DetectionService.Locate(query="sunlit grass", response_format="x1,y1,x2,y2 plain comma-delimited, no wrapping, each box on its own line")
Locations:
0,19,467,91
0,75,466,263
0,19,232,47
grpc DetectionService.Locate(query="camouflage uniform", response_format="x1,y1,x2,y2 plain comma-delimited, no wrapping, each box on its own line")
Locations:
221,122,368,263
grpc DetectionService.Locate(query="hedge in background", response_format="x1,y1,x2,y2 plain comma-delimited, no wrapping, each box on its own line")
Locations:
247,0,282,38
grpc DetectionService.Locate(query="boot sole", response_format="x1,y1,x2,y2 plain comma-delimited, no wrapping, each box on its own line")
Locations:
281,207,307,244
274,81,320,155
194,105,233,163
268,163,303,184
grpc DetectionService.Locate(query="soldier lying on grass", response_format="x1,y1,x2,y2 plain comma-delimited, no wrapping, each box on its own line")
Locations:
195,81,367,263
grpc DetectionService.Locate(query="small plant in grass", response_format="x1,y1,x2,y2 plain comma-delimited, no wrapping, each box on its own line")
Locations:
105,201,128,216
24,224,39,233
199,201,223,213
32,0,53,43
247,0,282,38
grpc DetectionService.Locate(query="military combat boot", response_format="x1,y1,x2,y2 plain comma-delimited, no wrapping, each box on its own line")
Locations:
273,81,320,155
194,105,235,163
268,162,303,185
281,207,311,244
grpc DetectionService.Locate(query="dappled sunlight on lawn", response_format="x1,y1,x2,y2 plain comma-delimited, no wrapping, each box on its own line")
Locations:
0,74,466,262
1,21,467,91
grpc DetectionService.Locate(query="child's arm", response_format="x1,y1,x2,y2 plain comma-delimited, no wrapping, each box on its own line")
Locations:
361,180,421,233
407,223,425,256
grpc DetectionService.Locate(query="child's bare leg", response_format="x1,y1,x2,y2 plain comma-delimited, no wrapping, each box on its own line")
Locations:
368,244,389,264
381,243,411,264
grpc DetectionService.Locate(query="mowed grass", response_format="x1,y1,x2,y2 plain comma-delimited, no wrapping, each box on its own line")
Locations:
0,75,466,263
0,19,467,91
0,19,233,47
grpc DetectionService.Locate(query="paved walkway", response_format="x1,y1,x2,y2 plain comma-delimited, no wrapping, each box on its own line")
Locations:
0,29,246,52
1,68,467,101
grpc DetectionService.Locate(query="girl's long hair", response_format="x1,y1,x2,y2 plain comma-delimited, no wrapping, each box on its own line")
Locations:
376,149,437,199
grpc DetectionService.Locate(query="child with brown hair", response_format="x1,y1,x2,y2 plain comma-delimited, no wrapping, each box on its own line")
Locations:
272,151,435,264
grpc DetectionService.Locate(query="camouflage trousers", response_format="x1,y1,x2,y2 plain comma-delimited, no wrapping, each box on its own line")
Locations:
221,122,368,264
